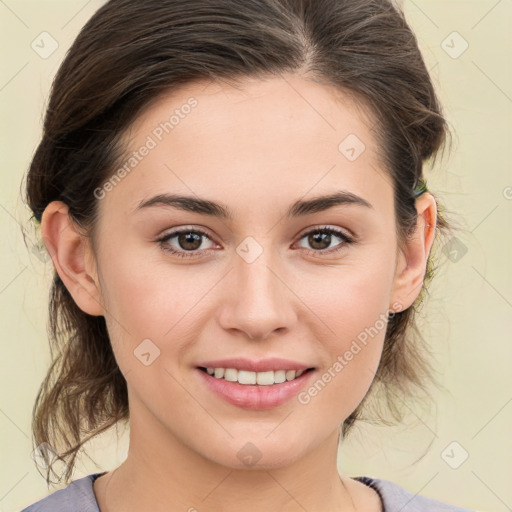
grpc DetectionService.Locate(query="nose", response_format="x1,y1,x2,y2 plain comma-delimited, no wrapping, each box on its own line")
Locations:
217,246,297,341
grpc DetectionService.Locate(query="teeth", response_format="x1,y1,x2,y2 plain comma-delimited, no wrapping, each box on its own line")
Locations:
256,371,274,385
274,370,286,383
224,368,238,382
204,367,308,385
238,370,256,385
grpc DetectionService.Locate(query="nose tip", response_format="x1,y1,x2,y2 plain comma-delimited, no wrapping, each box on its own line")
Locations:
217,258,296,341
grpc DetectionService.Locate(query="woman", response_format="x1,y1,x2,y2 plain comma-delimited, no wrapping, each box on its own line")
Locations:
20,0,475,510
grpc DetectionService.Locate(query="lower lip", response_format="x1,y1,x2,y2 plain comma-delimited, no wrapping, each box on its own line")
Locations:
196,368,315,410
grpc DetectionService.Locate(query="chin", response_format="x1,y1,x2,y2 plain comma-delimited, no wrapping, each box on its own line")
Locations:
198,434,309,471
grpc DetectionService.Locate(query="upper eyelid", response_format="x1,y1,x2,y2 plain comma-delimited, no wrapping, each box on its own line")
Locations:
159,226,218,243
297,225,354,240
158,225,353,246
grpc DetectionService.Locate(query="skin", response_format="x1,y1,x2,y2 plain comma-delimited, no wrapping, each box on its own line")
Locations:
41,74,437,512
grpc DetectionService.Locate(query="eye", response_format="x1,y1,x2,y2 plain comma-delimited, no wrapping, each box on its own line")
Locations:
157,228,218,259
156,225,355,259
294,226,354,256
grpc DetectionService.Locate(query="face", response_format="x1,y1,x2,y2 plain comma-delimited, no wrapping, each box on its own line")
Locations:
77,75,409,469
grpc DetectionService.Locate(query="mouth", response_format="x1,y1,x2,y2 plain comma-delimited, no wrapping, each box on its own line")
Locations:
197,366,315,385
196,365,316,410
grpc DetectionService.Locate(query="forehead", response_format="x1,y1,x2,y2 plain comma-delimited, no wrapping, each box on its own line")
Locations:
103,74,392,221
127,74,378,154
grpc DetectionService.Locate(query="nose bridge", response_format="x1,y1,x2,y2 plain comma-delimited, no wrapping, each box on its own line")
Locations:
219,235,294,340
238,250,279,301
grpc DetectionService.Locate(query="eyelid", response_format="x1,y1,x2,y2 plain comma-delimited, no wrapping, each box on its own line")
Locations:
157,224,355,258
293,225,355,255
157,226,219,248
295,224,355,242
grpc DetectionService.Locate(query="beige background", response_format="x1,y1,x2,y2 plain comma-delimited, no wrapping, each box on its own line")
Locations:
1,1,511,511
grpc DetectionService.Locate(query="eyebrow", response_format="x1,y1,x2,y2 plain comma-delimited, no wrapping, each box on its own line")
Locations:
133,190,373,220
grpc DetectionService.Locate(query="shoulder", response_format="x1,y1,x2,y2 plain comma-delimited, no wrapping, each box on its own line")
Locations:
20,473,103,512
20,472,478,512
354,475,477,512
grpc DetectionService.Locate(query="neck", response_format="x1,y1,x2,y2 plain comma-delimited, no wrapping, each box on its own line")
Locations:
96,409,362,512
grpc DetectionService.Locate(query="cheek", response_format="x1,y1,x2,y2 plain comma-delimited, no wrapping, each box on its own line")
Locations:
99,245,194,329
95,244,194,372
295,254,394,408
300,252,395,346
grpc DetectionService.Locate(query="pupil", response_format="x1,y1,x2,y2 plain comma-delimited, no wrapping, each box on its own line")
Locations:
180,232,201,250
309,232,330,250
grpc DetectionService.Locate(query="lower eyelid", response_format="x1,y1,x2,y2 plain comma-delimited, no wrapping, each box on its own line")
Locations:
159,230,217,251
158,226,353,257
295,228,353,253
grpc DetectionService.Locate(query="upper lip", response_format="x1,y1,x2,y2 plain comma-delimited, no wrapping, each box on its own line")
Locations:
196,357,313,372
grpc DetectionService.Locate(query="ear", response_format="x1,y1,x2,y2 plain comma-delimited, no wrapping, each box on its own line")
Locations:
40,201,104,316
389,193,437,312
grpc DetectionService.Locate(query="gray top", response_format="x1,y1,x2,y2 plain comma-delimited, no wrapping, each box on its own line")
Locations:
20,472,476,511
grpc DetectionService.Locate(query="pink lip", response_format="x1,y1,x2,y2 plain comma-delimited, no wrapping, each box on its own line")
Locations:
196,357,312,373
196,367,315,410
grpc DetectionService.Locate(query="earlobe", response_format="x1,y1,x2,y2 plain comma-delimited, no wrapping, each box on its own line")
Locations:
40,201,104,317
389,193,437,312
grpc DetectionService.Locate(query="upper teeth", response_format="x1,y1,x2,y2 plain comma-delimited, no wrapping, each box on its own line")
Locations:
206,367,304,385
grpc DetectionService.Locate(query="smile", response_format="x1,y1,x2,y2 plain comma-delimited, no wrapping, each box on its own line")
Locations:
199,367,310,385
196,366,316,410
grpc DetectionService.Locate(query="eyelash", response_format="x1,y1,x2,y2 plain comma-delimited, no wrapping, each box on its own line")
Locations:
156,226,355,259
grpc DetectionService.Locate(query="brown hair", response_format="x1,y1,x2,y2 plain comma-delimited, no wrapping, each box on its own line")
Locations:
23,0,455,486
